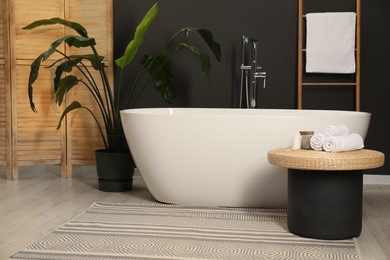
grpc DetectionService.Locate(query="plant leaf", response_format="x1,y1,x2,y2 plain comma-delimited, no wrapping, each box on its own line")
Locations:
196,28,222,62
183,27,222,62
53,59,82,92
40,35,95,61
75,54,105,70
27,53,45,112
176,43,211,80
55,75,80,106
47,54,105,70
64,35,96,48
57,101,83,130
23,17,89,37
115,3,159,68
142,54,174,103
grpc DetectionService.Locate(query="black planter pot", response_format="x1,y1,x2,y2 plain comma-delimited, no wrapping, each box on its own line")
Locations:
95,149,135,192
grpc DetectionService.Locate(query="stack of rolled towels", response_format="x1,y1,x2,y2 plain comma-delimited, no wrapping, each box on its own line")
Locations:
310,124,364,152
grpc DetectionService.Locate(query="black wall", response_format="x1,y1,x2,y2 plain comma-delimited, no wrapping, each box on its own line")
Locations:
114,0,389,176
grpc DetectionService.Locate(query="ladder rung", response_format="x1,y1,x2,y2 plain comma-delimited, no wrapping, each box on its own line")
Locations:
302,49,358,52
302,82,357,86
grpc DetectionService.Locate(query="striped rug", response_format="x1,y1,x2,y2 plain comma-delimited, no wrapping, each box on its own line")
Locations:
12,202,361,260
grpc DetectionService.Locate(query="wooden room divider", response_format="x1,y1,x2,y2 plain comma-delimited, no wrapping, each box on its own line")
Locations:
1,0,113,179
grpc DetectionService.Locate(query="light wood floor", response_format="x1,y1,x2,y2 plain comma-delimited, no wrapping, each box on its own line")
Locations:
0,165,389,260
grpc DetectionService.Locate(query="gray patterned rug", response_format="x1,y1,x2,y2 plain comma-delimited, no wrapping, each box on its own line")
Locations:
12,202,361,260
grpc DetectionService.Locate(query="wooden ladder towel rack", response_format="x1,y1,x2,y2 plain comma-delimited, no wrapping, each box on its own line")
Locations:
297,0,361,111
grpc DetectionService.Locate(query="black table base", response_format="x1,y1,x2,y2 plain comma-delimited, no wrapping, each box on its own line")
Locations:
288,169,363,240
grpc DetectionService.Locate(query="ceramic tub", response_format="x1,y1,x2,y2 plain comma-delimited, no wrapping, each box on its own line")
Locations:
120,108,371,207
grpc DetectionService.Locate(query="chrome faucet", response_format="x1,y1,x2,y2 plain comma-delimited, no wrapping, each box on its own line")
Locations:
239,35,266,108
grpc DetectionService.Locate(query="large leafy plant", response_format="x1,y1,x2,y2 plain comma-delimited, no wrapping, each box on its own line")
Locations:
24,3,221,152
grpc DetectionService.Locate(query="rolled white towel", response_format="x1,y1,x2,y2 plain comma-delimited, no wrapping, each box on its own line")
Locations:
322,124,349,136
310,134,326,151
323,133,364,152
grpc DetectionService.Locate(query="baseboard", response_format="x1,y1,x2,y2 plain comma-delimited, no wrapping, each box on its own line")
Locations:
364,175,390,185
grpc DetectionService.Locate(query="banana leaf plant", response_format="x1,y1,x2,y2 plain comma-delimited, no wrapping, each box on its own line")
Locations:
23,3,221,152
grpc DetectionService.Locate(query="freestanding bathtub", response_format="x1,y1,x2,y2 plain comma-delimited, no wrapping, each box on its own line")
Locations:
120,108,371,208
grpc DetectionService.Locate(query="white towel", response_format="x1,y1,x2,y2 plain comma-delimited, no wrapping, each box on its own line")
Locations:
323,133,364,152
322,124,349,136
310,134,326,151
306,12,356,74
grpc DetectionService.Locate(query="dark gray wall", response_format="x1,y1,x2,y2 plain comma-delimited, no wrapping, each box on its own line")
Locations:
114,0,389,175
360,0,390,175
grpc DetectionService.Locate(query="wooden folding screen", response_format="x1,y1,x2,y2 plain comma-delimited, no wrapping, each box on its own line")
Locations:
0,0,8,173
1,0,113,179
297,0,361,111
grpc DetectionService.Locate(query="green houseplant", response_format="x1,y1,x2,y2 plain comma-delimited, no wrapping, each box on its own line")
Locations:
24,3,221,191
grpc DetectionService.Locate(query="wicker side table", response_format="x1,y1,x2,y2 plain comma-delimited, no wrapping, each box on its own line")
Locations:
268,148,385,240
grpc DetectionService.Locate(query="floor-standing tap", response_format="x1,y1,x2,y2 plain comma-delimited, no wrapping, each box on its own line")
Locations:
239,35,266,108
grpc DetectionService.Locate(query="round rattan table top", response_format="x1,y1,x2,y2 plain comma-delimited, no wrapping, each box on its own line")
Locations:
268,148,385,171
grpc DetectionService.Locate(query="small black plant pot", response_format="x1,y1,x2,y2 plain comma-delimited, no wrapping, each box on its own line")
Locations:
95,149,135,192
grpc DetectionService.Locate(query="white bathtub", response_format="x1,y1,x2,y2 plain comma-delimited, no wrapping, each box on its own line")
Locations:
120,108,371,208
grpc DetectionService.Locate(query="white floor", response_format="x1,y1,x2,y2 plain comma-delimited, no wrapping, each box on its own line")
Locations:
0,165,389,260
364,174,390,185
